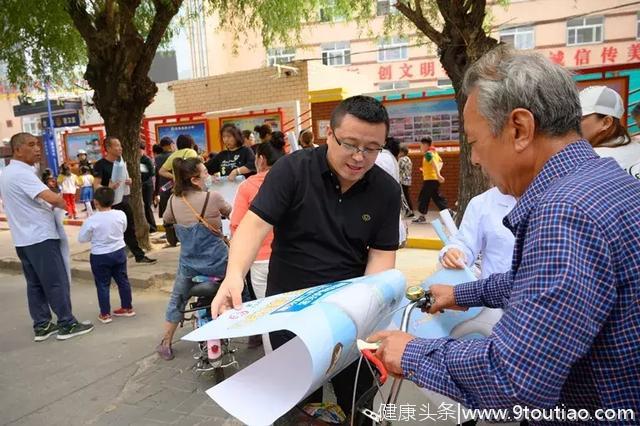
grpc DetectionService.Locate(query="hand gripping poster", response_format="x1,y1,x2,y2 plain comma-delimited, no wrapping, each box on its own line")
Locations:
182,269,407,425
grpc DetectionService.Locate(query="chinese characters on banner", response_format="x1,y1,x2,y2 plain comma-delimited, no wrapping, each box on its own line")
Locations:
377,43,640,84
378,61,437,81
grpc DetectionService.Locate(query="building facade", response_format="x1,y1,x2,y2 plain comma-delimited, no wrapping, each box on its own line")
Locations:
186,0,640,90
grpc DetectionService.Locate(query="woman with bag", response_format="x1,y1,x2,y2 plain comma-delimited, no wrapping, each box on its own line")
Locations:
156,157,231,360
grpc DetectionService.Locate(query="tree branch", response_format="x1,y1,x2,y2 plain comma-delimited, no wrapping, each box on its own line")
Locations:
65,0,99,49
138,0,182,74
394,0,444,46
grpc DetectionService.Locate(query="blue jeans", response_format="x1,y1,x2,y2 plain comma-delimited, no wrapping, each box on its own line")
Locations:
16,239,76,329
89,248,132,315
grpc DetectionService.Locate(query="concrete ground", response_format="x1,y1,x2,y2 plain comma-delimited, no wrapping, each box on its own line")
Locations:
0,218,461,426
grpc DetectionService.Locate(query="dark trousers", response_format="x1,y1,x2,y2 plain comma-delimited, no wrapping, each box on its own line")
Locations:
89,248,132,315
417,180,448,214
402,184,414,212
158,189,171,218
141,180,157,232
16,239,76,329
112,197,145,260
270,330,374,421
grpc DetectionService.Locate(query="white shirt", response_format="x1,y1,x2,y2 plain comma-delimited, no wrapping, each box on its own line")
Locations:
594,139,640,181
60,174,77,194
78,210,127,255
0,160,59,247
440,187,516,279
375,150,407,244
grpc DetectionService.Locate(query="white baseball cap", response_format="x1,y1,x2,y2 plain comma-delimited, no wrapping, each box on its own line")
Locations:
579,85,624,119
77,149,87,155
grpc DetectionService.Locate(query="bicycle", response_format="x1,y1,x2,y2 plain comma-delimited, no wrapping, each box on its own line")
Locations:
179,275,239,382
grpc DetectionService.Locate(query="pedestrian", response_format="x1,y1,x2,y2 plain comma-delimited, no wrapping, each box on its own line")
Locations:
77,149,93,173
412,136,447,223
230,140,284,351
579,85,640,180
299,129,318,149
205,124,256,180
211,96,401,420
254,124,272,143
157,157,231,360
78,187,136,324
398,144,414,217
57,163,78,219
242,129,258,153
139,143,157,233
154,137,174,219
369,46,640,415
92,136,156,264
79,166,94,216
158,134,199,181
0,132,94,341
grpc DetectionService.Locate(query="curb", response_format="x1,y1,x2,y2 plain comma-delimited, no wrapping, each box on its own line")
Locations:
0,216,84,227
0,257,175,289
405,237,443,250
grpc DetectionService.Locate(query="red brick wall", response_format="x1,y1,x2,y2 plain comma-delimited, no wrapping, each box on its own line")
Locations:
407,150,459,212
310,100,340,144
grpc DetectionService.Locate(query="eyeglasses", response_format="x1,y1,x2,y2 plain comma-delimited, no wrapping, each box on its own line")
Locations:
332,131,384,157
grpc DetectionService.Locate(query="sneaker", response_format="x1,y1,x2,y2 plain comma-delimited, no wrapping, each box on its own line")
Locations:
405,212,415,218
34,322,59,342
156,342,175,361
57,321,94,340
412,215,426,223
113,307,136,317
136,256,157,264
98,314,113,324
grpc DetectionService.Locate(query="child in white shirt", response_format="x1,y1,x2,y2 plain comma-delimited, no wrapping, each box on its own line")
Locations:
78,187,135,323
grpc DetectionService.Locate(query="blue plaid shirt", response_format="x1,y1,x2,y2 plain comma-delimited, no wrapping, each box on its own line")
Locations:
402,141,640,421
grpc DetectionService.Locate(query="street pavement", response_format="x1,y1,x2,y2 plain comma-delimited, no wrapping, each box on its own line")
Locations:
0,220,469,426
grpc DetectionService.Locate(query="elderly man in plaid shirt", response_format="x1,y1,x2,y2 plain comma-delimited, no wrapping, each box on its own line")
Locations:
370,46,640,421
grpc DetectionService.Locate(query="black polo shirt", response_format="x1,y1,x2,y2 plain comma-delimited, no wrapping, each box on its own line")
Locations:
250,144,401,296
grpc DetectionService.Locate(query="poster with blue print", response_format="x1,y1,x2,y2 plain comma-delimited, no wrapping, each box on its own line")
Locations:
155,120,208,153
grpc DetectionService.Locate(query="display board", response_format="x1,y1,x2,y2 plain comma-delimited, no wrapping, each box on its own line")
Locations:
385,96,460,143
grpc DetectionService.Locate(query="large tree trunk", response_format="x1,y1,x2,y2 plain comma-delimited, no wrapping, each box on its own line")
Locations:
395,0,499,224
66,0,183,248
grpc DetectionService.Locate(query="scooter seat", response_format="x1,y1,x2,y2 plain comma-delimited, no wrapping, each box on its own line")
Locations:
188,281,220,299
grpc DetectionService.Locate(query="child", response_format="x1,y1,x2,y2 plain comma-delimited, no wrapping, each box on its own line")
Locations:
78,187,136,323
78,166,94,216
58,164,78,219
45,176,59,193
398,144,414,217
412,136,448,224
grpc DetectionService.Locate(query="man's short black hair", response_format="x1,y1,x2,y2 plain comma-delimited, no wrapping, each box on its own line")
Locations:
330,96,389,136
420,136,432,145
103,136,119,149
94,187,115,207
176,134,195,150
160,136,174,147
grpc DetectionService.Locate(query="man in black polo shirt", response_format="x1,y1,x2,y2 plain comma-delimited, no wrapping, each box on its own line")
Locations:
211,96,400,419
93,136,156,264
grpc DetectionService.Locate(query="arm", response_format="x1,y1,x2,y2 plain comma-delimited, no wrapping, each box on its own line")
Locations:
398,204,616,409
37,189,66,210
158,165,173,180
211,211,272,316
77,220,93,243
364,249,396,275
439,197,481,268
230,184,250,235
162,195,176,224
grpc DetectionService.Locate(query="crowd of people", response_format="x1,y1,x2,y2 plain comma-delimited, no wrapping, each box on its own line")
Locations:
0,45,639,422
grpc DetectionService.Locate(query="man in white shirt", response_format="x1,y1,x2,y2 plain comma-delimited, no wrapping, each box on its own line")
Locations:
0,133,94,341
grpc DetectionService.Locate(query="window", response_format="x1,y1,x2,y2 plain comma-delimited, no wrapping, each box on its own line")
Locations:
378,36,409,62
379,81,410,91
637,12,640,39
500,26,535,50
22,117,42,136
321,41,351,66
266,48,296,66
376,0,397,16
437,79,452,88
567,16,604,46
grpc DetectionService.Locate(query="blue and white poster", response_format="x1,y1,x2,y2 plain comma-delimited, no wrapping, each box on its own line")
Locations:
155,120,208,153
